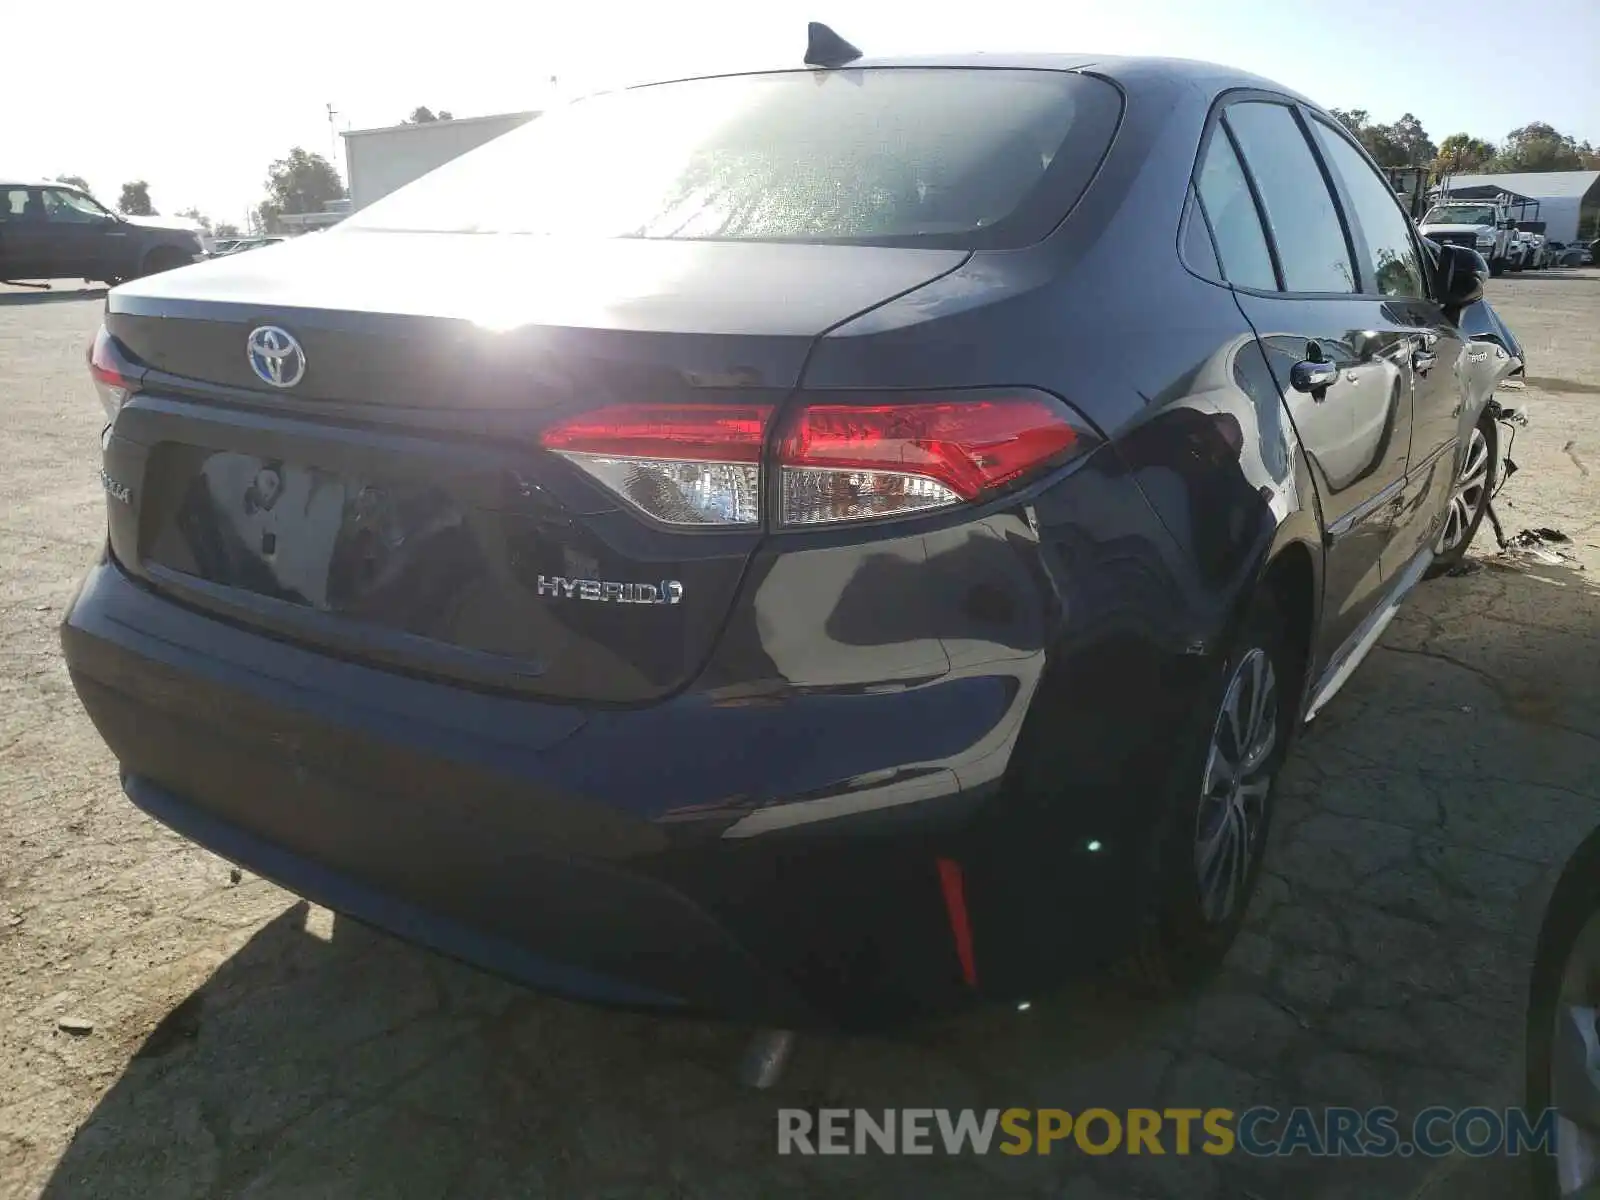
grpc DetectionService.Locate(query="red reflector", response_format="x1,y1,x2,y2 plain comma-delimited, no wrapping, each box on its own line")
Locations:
777,396,1079,501
539,404,774,463
936,857,979,989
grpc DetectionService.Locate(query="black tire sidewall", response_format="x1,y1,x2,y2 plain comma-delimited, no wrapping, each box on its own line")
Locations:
1525,841,1600,1197
1428,413,1499,577
1132,589,1295,990
139,248,185,278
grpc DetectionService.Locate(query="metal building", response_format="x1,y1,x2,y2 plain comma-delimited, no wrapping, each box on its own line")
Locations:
341,111,540,212
1435,171,1600,244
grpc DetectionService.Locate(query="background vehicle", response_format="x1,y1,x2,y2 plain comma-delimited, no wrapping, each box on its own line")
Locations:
1520,220,1549,270
1420,195,1524,275
0,181,203,284
63,52,1514,1031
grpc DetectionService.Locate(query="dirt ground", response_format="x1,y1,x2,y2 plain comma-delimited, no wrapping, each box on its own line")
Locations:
2,272,1598,1199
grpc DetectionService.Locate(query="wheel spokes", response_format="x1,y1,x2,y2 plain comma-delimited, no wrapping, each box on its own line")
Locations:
1197,805,1239,922
1438,427,1491,555
1193,647,1279,925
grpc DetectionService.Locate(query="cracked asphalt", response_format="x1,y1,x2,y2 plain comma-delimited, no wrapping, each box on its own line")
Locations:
2,272,1598,1199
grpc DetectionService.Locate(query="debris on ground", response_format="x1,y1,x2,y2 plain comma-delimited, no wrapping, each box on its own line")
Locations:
1500,527,1583,568
1508,527,1572,547
56,1016,94,1036
228,867,242,885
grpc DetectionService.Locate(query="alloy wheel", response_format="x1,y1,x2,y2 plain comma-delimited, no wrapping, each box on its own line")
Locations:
1437,423,1492,556
1553,912,1600,1195
1193,647,1278,924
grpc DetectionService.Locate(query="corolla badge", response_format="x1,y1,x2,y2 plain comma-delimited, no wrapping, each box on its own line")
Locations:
246,326,306,388
100,470,131,505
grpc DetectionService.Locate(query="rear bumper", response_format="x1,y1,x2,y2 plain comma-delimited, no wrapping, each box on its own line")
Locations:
61,555,1054,1028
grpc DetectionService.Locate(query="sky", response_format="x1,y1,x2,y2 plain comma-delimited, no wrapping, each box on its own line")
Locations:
9,0,1598,224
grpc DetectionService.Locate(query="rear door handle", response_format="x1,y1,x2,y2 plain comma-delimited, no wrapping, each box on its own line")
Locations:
1290,359,1338,398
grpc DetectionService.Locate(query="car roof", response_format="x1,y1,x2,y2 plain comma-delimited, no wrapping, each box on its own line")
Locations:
643,53,1315,109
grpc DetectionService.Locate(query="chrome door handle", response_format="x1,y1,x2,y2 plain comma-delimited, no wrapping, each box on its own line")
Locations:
1290,359,1338,398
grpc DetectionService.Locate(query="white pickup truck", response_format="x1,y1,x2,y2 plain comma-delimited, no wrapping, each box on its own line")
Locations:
1419,197,1524,276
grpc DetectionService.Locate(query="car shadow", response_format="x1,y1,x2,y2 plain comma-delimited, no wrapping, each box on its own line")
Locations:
33,546,1600,1199
1497,270,1599,284
0,286,107,306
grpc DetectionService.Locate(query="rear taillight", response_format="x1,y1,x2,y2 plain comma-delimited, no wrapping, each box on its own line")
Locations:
540,403,771,526
537,391,1089,529
87,325,140,419
775,395,1083,526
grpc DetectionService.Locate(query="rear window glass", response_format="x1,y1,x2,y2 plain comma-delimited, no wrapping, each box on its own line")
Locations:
344,69,1122,250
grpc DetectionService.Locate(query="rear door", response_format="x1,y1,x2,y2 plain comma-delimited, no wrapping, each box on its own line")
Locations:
0,187,48,277
1196,97,1417,662
39,187,123,277
1306,118,1465,571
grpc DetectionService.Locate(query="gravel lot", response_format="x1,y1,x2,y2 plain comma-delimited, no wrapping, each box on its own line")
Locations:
2,273,1598,1199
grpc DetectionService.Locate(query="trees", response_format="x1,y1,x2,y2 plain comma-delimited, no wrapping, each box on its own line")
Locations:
1433,133,1498,176
1388,114,1437,169
177,207,214,235
117,181,155,215
214,221,241,239
1327,109,1435,168
1494,122,1586,172
404,106,453,123
53,174,91,193
1328,109,1600,178
256,147,347,233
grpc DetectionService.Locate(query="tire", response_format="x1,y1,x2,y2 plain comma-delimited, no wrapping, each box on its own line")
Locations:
1425,413,1497,579
1524,839,1600,1198
138,247,189,278
1490,256,1507,277
1124,589,1296,994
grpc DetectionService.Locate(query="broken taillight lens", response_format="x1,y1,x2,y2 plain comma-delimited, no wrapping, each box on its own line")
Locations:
537,391,1090,529
87,325,141,419
539,403,772,526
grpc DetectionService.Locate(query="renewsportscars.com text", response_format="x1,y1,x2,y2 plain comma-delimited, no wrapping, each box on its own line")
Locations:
777,1106,1557,1158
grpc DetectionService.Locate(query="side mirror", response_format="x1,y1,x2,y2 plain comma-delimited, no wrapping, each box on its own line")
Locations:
1436,243,1487,311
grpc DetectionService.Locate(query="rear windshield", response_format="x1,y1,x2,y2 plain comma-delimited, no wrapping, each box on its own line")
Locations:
344,68,1122,250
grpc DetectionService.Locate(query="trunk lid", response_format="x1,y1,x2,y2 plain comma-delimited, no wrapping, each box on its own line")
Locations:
110,231,966,403
104,232,966,704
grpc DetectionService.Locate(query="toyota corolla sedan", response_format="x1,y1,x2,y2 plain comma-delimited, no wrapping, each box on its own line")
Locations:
63,52,1515,1030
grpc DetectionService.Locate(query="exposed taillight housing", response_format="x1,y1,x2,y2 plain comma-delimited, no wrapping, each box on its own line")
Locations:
540,404,769,526
537,390,1091,529
87,325,141,419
